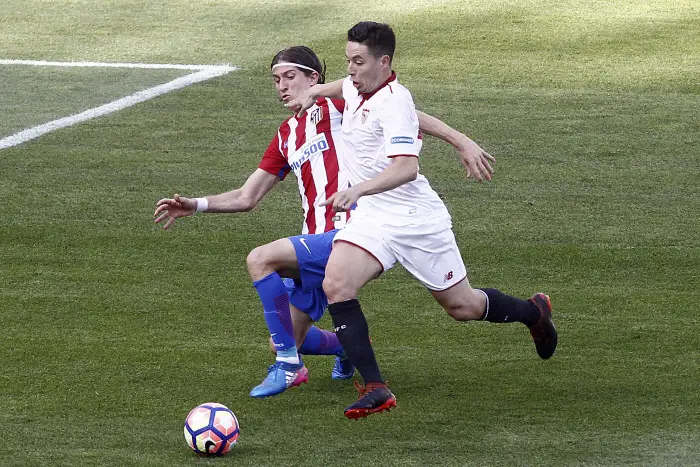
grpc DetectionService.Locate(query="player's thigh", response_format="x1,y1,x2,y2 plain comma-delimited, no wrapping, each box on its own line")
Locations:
247,237,300,279
323,240,384,302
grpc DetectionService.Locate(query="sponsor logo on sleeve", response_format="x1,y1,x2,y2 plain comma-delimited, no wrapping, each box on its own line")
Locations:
390,136,415,144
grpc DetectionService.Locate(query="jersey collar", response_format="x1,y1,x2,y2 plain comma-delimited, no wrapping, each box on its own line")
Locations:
360,71,396,100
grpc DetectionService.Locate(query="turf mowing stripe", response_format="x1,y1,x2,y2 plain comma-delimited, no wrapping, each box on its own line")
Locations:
0,62,238,150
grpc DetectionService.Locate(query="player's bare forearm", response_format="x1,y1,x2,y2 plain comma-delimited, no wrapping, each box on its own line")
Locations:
203,190,255,212
198,169,279,213
154,170,277,228
415,110,495,182
287,79,343,115
416,110,469,147
310,79,344,99
354,156,419,197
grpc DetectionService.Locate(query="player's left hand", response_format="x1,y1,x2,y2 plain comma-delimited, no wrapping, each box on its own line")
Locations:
320,187,360,212
458,137,495,182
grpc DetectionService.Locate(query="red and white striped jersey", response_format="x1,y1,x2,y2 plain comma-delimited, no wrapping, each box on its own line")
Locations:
259,97,349,234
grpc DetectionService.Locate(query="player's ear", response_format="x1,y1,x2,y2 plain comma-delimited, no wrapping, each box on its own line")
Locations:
310,71,320,86
380,55,391,70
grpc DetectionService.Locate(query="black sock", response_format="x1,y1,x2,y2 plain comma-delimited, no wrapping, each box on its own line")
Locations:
478,288,539,327
328,299,384,384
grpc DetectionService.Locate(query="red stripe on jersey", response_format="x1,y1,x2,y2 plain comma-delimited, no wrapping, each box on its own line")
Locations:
316,99,340,232
259,133,291,179
296,116,317,234
330,99,345,113
387,154,419,158
279,122,292,159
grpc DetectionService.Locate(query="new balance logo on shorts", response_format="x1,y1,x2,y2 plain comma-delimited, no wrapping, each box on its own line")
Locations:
444,271,454,283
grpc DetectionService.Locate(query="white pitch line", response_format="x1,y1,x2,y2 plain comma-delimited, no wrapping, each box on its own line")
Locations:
0,59,232,71
0,63,237,150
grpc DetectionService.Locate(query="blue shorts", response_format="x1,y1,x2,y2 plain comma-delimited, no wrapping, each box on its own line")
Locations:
283,229,337,322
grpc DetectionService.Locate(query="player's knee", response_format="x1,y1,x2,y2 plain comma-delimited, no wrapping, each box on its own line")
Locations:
246,246,271,279
322,275,355,303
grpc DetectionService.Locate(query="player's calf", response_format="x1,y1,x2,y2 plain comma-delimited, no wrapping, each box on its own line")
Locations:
431,282,486,321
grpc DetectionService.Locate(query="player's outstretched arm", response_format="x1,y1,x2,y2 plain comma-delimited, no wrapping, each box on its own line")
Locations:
285,79,344,116
153,169,280,229
416,110,495,182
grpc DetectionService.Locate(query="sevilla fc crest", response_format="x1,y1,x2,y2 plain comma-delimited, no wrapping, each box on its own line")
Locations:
361,108,370,124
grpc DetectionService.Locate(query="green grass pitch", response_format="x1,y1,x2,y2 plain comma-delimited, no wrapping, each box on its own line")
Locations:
1,0,699,465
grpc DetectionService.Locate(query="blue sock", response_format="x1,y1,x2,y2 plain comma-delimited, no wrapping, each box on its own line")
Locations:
299,326,344,356
253,272,298,364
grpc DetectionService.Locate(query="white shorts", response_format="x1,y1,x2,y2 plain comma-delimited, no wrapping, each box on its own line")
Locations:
334,215,467,291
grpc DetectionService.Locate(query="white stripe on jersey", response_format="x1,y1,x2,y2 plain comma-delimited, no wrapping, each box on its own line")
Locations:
284,117,310,235
303,116,329,234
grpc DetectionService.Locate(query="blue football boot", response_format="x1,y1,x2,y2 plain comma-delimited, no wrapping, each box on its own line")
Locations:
249,361,309,398
331,354,355,380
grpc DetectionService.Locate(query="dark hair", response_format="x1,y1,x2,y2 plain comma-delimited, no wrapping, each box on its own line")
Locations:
347,21,396,61
270,46,326,84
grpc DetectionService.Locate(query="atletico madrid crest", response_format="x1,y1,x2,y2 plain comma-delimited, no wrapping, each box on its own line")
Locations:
310,107,323,126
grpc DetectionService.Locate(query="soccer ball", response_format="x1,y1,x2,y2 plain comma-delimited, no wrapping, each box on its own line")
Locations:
183,402,239,456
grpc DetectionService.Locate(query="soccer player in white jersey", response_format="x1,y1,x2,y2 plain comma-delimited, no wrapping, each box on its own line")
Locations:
154,46,495,398
287,22,557,419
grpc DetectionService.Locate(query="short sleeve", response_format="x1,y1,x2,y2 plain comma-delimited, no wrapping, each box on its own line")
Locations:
377,93,422,158
258,133,291,180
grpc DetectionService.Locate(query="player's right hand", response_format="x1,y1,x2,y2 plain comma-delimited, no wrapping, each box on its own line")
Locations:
154,194,196,229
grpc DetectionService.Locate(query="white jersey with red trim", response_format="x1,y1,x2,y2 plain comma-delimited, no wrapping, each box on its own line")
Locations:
340,74,450,226
259,97,349,234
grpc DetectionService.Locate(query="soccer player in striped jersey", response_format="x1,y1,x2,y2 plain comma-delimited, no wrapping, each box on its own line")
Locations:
154,45,494,398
